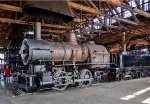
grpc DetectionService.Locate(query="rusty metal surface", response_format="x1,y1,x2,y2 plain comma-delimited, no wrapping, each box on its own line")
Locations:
20,40,89,65
49,42,86,62
20,32,109,68
86,41,110,68
68,32,77,44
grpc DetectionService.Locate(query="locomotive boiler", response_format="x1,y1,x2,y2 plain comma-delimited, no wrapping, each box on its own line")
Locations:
16,22,116,91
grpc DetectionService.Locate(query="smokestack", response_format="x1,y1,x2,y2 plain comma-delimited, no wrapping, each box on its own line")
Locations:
34,22,41,39
68,31,77,44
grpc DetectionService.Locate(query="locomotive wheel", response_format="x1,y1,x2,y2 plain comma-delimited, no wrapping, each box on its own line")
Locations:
79,69,93,87
100,73,108,82
116,73,123,81
52,71,69,91
124,72,134,80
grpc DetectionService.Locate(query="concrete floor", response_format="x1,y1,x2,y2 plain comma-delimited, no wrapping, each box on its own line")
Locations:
0,77,150,104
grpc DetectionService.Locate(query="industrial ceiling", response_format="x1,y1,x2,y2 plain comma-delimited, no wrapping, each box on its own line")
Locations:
0,0,150,52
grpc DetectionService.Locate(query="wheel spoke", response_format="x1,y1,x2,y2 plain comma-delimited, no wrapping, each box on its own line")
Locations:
52,71,68,91
79,69,93,87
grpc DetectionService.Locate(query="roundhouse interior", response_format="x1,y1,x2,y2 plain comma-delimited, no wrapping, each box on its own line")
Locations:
0,0,150,104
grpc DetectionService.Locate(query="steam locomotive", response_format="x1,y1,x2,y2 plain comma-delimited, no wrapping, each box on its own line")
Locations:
119,48,150,80
4,22,150,92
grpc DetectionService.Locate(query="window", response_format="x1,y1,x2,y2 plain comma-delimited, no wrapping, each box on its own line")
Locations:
93,18,99,23
144,1,149,11
140,0,142,5
144,0,149,3
130,1,137,7
116,7,121,15
124,10,132,18
0,54,4,59
111,19,116,24
0,53,4,69
99,16,104,23
116,7,121,13
93,18,101,29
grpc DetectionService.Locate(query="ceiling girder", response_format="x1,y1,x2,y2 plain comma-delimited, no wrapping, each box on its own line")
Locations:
42,29,65,34
69,1,100,14
0,17,72,29
0,3,22,12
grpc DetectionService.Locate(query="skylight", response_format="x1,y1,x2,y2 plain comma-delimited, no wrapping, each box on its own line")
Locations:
129,1,137,7
89,0,150,30
124,10,132,18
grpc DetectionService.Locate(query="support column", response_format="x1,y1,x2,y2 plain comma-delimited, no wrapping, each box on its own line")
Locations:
122,32,126,51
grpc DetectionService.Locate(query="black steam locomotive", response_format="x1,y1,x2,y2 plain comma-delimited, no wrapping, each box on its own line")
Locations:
119,48,150,80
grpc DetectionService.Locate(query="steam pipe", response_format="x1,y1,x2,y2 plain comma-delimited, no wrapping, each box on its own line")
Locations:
34,22,41,39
